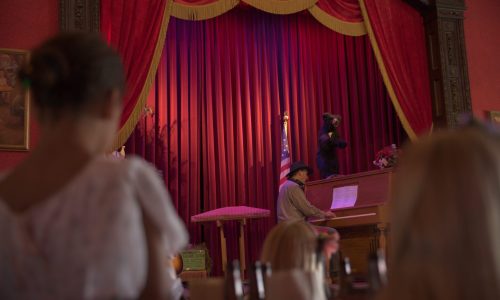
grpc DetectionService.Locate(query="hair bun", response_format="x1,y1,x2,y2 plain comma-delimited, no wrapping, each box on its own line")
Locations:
31,47,70,90
25,32,125,116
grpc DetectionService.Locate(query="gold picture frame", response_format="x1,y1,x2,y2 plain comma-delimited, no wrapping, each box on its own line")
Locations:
0,48,29,150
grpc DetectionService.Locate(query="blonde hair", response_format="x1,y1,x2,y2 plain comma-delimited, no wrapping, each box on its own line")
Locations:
388,125,500,300
260,220,318,271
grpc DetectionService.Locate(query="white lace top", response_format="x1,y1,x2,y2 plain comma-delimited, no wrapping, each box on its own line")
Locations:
0,157,188,300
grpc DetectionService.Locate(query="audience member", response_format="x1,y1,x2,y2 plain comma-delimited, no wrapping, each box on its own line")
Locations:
385,123,500,300
261,220,327,300
0,33,188,299
261,220,318,271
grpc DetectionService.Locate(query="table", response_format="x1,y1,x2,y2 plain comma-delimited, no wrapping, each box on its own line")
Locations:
191,206,270,276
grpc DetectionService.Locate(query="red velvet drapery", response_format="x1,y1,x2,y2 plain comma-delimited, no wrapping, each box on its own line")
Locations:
101,0,432,147
360,0,433,138
169,0,433,140
126,7,406,275
101,0,171,148
316,0,363,22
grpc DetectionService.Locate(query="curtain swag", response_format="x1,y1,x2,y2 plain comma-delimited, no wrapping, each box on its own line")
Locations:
115,1,174,149
172,0,239,20
308,5,366,36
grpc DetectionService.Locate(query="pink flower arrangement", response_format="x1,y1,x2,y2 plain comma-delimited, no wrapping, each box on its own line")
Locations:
373,144,399,169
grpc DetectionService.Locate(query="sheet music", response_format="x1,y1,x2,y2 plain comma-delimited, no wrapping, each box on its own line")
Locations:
331,185,358,209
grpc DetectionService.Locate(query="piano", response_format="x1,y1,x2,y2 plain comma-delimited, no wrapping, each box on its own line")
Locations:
306,168,394,276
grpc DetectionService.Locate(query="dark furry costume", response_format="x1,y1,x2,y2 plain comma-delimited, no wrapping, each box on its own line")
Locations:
316,114,347,179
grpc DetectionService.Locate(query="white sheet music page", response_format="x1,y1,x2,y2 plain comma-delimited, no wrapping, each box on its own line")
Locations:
331,185,358,209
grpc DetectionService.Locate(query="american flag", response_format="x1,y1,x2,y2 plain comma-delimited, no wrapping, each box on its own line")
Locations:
279,116,291,190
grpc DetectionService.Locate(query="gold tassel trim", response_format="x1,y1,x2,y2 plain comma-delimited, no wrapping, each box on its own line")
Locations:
172,0,240,20
112,0,174,149
308,5,366,37
359,0,417,141
242,0,318,15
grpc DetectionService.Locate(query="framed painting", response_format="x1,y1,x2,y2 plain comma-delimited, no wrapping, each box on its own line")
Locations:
488,111,500,125
0,48,29,150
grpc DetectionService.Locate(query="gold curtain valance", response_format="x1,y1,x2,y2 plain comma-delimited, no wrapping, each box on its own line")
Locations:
241,0,318,15
171,0,366,37
172,0,240,20
308,5,366,37
172,0,318,19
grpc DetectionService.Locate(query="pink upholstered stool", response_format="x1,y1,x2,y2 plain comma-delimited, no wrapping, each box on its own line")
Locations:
191,206,270,277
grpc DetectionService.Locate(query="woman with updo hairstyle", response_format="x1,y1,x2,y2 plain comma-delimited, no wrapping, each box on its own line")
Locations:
384,122,500,300
261,220,318,271
261,220,327,300
0,33,188,299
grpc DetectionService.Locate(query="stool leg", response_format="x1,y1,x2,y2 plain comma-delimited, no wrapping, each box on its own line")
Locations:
217,220,228,273
239,218,247,279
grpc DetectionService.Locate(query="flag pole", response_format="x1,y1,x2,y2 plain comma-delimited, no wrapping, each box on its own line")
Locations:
279,111,292,191
283,111,289,140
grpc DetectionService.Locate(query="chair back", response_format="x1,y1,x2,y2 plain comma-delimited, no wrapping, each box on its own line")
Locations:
189,260,244,300
189,278,224,300
249,261,273,300
225,260,244,300
368,249,387,293
265,269,326,300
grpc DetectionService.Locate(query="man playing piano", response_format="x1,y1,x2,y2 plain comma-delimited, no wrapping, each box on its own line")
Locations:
277,161,336,222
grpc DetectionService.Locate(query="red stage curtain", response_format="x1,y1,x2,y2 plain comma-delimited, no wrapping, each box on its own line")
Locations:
126,7,406,275
316,0,363,21
101,0,172,148
124,54,203,253
360,0,433,139
101,0,431,148
308,0,367,36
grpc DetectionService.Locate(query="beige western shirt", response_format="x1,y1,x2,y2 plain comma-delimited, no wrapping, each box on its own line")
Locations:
277,180,325,222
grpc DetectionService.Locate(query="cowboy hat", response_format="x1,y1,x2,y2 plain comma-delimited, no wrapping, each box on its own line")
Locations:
286,161,313,178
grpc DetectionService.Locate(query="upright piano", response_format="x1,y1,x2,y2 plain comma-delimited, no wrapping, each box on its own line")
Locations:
306,168,394,276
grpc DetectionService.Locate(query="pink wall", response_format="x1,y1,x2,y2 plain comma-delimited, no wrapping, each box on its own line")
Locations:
0,0,59,170
465,0,500,117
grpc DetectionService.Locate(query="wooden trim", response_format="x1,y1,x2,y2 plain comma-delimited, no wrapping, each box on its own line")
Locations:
407,0,472,128
59,0,100,33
